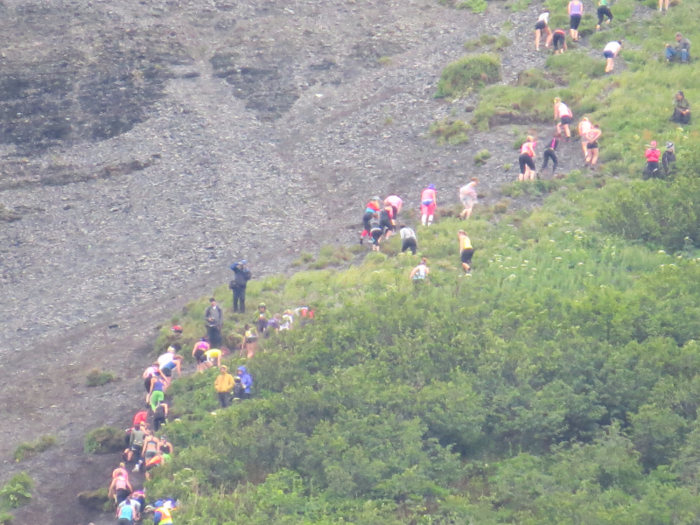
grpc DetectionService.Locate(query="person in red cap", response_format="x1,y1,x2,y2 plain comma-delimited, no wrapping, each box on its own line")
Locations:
644,141,661,179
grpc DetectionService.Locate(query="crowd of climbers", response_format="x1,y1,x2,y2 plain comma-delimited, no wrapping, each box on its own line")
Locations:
104,260,317,524
101,4,691,523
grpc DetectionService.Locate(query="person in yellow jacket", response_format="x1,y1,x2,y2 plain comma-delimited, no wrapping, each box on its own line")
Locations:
458,230,475,273
214,365,234,408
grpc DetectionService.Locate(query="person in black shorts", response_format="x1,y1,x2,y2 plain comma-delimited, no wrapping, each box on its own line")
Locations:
534,11,551,51
596,0,612,30
379,205,395,240
552,29,567,54
458,230,474,273
369,213,383,252
568,0,583,41
541,135,559,175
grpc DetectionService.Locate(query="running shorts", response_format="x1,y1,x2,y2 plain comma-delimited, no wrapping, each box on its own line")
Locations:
461,249,475,265
570,14,581,29
535,20,546,30
560,115,573,125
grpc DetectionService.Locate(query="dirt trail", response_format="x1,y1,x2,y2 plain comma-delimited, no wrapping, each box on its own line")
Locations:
0,0,593,523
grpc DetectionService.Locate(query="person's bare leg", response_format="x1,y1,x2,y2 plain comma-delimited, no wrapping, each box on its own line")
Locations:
591,150,599,166
466,205,474,219
535,29,541,50
545,28,553,47
564,125,571,138
519,171,524,182
606,58,614,73
557,122,563,135
462,262,470,273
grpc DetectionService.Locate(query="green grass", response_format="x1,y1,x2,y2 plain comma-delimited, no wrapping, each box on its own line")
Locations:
84,426,124,455
474,148,492,165
13,435,56,462
457,0,488,13
435,54,501,99
0,473,32,510
86,369,116,387
429,118,471,145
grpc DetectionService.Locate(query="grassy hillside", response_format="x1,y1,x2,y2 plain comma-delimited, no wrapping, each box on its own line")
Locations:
134,1,700,523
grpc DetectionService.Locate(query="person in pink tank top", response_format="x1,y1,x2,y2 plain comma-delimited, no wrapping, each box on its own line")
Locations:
420,185,437,226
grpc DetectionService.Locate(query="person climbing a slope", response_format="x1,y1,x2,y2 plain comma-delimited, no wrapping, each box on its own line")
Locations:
552,29,568,54
420,184,437,226
399,224,418,254
108,471,133,505
116,495,137,525
379,204,395,240
518,136,537,182
203,347,222,369
568,0,583,41
384,195,403,223
596,0,613,30
584,124,602,169
458,230,475,274
535,10,552,51
541,134,559,176
147,373,166,412
409,257,430,284
192,338,211,373
241,324,258,358
554,98,573,139
459,178,478,220
577,117,592,158
360,196,381,244
604,40,622,73
153,400,168,432
369,212,384,251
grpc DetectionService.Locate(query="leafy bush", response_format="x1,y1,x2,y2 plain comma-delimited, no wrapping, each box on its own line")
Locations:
84,426,124,455
474,148,491,165
86,369,116,387
429,118,471,145
435,54,501,99
0,473,33,509
77,487,110,511
457,0,488,13
546,51,606,80
13,435,56,462
0,513,12,525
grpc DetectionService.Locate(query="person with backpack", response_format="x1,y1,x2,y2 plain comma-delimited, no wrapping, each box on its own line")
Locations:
204,298,223,347
126,423,147,464
541,135,559,175
644,141,662,179
409,257,430,283
154,401,168,431
214,365,234,408
672,91,691,124
420,184,437,226
369,213,384,252
665,33,691,63
399,225,418,254
229,261,252,313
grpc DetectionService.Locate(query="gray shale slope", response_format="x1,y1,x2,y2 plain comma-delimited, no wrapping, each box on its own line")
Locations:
0,0,554,523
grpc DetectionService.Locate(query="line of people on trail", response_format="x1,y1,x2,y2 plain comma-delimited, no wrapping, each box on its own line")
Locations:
533,3,689,71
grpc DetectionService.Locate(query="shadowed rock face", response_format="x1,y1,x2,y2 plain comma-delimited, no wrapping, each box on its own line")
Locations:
0,4,191,154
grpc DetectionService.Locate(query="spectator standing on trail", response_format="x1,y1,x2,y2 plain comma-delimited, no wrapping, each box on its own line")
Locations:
672,91,691,124
459,178,478,220
596,0,613,29
409,257,430,283
518,136,537,182
554,98,573,139
552,29,567,54
535,10,552,51
585,125,602,169
458,230,475,274
568,0,583,41
237,366,253,399
541,135,559,175
420,184,437,226
578,117,592,158
644,141,661,178
399,225,418,254
384,195,403,222
204,298,223,347
229,261,252,313
666,33,690,63
214,365,234,408
360,197,381,244
604,40,622,73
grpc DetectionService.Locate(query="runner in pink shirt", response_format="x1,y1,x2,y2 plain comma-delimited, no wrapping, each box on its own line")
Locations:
384,195,403,223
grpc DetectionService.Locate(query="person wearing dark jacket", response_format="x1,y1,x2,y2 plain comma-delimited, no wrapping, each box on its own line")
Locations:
672,91,691,124
229,260,252,313
204,298,223,347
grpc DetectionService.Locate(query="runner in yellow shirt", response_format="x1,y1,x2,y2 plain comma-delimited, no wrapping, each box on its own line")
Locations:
458,230,474,273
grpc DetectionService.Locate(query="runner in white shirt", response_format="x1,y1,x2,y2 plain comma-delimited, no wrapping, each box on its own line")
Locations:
604,40,622,73
534,10,552,51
